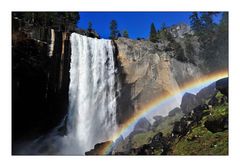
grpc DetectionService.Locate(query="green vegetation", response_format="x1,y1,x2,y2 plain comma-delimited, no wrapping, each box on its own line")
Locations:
154,112,183,136
109,20,119,40
122,30,129,38
171,93,228,155
155,23,187,62
129,112,183,148
165,31,186,62
117,90,228,155
12,12,80,31
172,127,228,155
156,23,168,41
184,34,196,64
149,23,157,42
189,12,228,72
131,131,156,148
88,21,93,30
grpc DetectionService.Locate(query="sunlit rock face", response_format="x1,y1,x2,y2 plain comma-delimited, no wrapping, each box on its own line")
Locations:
115,37,202,121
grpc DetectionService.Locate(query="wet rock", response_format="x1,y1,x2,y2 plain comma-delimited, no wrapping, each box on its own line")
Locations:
12,28,71,143
85,141,113,155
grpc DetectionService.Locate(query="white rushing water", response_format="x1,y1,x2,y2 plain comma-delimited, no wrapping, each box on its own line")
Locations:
62,33,118,154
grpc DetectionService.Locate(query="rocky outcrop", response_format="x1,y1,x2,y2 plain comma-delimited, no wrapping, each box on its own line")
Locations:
85,141,113,155
168,107,182,117
115,37,202,122
133,117,151,133
180,82,217,114
216,77,228,97
204,116,228,133
180,93,199,114
12,20,72,143
167,23,193,39
131,132,169,155
152,115,164,129
110,77,228,155
196,82,216,104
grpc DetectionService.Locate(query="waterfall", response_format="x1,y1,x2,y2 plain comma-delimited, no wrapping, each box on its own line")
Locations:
62,33,119,154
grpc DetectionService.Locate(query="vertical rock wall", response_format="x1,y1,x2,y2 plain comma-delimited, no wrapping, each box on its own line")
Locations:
115,38,202,123
12,26,71,143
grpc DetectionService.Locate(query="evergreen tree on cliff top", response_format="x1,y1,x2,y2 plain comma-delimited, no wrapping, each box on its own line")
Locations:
190,12,228,72
122,30,129,38
109,20,119,40
88,21,93,30
13,12,80,31
149,23,157,42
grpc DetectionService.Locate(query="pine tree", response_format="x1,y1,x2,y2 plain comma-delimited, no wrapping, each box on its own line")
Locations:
122,30,129,38
157,22,168,40
149,23,157,42
88,21,92,30
109,20,118,40
189,12,203,36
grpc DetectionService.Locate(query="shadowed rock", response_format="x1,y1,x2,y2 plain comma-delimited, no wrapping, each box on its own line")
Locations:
180,93,200,114
168,107,182,117
134,117,151,133
216,77,228,97
85,141,113,155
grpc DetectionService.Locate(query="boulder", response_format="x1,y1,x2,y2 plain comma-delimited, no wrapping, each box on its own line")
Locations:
204,116,228,133
180,93,200,114
190,104,209,124
128,132,169,155
216,78,228,97
172,118,189,137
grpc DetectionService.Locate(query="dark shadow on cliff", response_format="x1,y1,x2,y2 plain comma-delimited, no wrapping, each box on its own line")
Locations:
112,40,134,125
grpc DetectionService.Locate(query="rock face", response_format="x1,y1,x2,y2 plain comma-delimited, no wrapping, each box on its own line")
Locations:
180,93,199,114
216,78,228,97
12,20,72,144
111,78,228,155
133,117,151,133
85,141,113,155
196,82,216,104
180,83,217,114
168,107,182,117
168,23,193,39
115,37,202,123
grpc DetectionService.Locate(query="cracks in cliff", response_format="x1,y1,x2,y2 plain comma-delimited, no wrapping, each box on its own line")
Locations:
112,40,134,125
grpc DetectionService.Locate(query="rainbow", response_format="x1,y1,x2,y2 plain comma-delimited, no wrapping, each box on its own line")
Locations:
99,68,228,155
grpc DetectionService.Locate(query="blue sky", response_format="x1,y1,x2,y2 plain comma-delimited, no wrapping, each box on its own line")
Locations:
77,12,222,39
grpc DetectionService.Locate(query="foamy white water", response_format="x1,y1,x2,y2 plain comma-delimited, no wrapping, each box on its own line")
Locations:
62,33,118,154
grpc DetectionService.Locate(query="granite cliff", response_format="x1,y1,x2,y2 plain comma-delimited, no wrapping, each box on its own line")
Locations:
115,33,202,123
12,15,227,155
